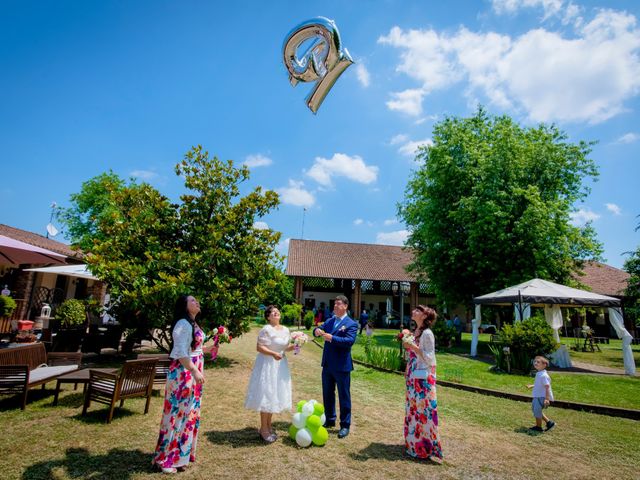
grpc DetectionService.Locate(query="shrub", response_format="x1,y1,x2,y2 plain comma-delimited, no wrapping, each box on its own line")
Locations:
55,299,87,328
0,295,17,318
303,310,314,330
281,303,302,326
355,335,404,371
490,317,558,373
431,320,456,348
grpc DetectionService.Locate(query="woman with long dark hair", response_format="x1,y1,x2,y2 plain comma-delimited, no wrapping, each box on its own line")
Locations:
153,295,206,474
403,305,443,462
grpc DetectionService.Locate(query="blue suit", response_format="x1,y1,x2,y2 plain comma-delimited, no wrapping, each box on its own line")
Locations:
315,315,358,428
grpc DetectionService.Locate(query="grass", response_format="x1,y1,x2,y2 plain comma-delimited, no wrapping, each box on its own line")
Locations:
349,330,640,410
0,326,638,479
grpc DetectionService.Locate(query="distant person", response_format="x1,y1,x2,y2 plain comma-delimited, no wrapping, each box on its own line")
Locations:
365,320,374,337
526,356,555,433
359,309,369,334
445,314,453,329
453,314,463,345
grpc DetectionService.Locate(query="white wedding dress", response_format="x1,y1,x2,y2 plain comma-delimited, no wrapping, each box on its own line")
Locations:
244,324,292,413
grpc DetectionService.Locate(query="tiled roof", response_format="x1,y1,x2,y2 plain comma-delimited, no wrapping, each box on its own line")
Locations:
0,224,82,260
574,261,630,297
286,240,630,297
286,239,418,282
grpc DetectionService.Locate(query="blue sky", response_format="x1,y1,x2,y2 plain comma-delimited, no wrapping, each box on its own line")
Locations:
1,0,638,268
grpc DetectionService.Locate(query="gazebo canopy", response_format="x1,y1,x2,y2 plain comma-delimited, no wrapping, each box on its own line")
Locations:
473,278,621,308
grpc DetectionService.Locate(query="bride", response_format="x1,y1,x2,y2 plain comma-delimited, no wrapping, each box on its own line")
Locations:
244,305,295,442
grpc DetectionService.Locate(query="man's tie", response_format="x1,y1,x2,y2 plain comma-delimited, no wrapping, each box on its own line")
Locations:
332,317,342,334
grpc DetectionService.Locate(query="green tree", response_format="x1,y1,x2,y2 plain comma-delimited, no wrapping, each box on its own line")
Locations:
623,216,640,330
399,107,602,307
59,146,281,350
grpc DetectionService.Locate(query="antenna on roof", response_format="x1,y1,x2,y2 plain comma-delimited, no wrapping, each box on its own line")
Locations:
46,202,58,238
301,207,306,239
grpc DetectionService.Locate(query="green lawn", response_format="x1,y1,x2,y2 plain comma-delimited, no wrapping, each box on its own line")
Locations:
349,330,640,410
1,325,638,480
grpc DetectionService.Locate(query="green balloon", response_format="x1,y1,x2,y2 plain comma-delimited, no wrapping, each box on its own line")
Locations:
306,414,322,430
297,400,307,412
289,424,299,440
313,403,325,416
312,426,328,446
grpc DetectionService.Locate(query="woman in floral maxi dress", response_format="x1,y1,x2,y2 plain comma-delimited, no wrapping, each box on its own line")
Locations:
403,305,443,462
153,295,206,474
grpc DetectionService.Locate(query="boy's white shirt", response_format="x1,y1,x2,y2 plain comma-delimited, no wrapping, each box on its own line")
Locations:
532,369,554,401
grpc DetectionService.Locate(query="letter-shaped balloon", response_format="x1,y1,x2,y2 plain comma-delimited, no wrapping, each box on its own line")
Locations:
283,17,354,113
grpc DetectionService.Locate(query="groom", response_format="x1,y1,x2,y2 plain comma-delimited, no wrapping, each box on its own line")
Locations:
313,295,358,438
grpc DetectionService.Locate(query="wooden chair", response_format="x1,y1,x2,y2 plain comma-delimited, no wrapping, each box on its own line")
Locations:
82,358,157,423
136,353,171,390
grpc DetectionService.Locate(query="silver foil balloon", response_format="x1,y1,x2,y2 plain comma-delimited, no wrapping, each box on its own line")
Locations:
283,17,354,113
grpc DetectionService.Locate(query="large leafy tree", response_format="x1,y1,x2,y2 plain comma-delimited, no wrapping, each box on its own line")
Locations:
59,146,282,349
399,107,602,307
623,216,640,330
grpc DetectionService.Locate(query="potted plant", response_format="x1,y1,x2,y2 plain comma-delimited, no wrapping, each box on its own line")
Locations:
0,295,17,318
52,299,87,351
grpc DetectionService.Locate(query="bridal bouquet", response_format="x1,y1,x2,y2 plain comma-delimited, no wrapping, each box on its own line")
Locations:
396,329,416,346
290,331,309,354
208,326,232,361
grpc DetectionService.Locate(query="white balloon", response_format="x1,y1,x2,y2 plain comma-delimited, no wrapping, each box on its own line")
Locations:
302,402,315,416
295,428,313,447
308,399,318,405
320,413,326,425
292,412,307,429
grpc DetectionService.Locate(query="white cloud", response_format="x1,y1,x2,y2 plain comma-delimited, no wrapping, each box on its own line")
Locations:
605,203,622,215
130,169,158,181
384,218,399,226
354,218,364,226
306,153,378,187
277,237,290,256
376,230,410,246
614,132,639,144
379,9,640,124
389,134,409,145
570,208,601,226
492,0,563,20
243,154,272,168
398,138,433,157
355,63,371,87
385,88,425,117
277,180,315,207
253,221,269,230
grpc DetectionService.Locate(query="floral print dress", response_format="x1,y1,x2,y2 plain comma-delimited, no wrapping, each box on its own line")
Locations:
153,322,204,469
404,329,443,461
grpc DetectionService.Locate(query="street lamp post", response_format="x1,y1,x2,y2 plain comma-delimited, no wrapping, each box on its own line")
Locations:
392,281,411,360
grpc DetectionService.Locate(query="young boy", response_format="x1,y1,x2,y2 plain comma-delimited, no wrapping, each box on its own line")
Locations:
526,356,556,432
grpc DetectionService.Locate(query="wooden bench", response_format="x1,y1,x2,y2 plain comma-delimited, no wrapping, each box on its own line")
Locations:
0,343,82,409
591,336,610,345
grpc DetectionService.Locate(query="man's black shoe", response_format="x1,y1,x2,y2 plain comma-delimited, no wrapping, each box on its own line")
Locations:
338,428,349,438
323,421,335,428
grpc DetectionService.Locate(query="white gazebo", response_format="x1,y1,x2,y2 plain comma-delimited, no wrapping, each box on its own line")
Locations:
472,278,635,376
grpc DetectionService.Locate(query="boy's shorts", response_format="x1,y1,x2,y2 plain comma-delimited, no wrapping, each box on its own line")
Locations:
532,397,547,418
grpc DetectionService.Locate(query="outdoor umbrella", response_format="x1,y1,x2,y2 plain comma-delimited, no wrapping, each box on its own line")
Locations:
24,264,97,280
0,234,67,265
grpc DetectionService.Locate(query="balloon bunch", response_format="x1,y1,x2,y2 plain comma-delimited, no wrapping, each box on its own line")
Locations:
289,399,329,447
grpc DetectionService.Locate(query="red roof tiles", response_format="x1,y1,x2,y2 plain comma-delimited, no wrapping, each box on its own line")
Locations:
0,224,82,260
287,239,629,297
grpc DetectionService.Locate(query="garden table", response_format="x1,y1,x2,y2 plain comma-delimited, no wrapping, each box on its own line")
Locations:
52,367,117,406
